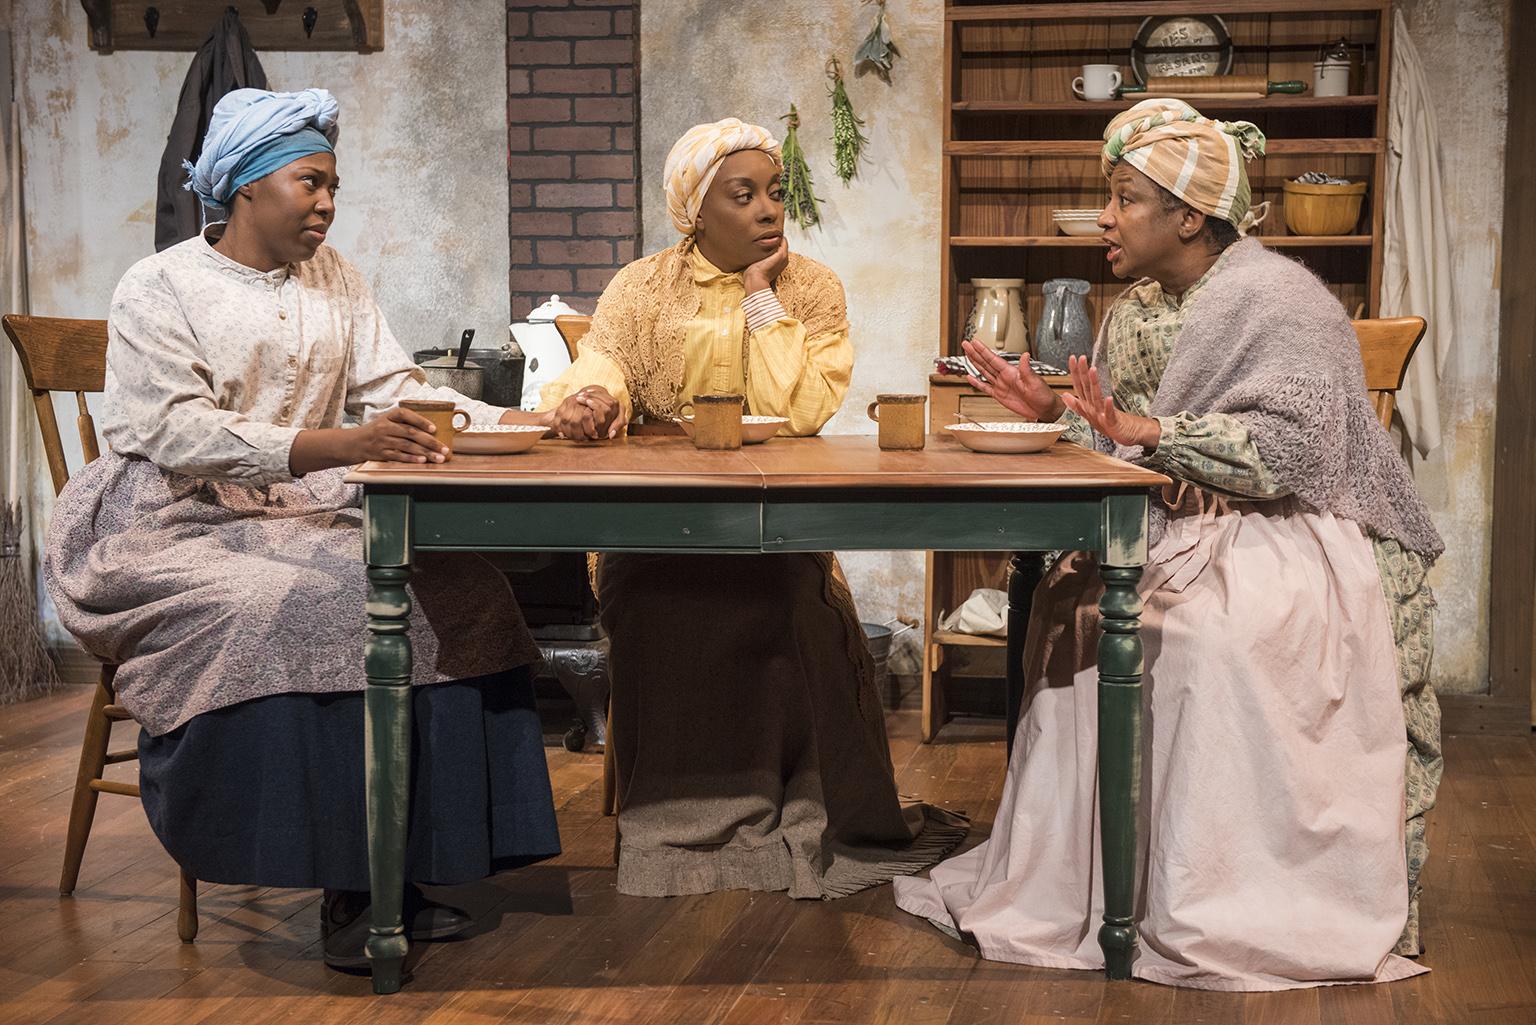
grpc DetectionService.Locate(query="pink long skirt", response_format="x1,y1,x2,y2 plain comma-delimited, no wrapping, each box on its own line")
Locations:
894,492,1425,991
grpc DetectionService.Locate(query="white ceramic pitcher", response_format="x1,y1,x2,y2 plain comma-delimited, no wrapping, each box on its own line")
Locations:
965,278,1028,354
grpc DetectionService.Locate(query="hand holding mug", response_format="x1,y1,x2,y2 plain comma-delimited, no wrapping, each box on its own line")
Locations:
356,405,453,464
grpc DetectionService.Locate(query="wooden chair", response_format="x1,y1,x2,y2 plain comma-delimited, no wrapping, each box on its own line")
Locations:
2,314,198,942
553,313,590,362
1353,315,1427,430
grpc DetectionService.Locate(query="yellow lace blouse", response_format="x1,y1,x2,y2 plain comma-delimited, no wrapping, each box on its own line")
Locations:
538,245,851,436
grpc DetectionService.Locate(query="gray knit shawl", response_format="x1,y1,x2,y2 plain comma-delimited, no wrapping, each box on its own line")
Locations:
1100,237,1443,559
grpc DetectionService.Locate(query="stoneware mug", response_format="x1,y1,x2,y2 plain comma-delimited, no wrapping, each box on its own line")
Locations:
400,398,472,458
679,393,745,450
867,393,927,451
1073,64,1123,101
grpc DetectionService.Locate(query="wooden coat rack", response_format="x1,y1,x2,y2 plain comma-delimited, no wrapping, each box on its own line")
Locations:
80,0,383,54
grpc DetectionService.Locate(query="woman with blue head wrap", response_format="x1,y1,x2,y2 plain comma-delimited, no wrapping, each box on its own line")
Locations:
44,88,562,972
186,87,342,269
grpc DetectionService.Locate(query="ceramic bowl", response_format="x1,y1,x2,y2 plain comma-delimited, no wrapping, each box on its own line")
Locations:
678,414,789,445
1052,212,1103,237
452,423,547,455
945,421,1067,454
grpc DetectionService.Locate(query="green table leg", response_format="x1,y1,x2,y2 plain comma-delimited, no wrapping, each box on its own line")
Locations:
363,494,412,994
1097,493,1147,980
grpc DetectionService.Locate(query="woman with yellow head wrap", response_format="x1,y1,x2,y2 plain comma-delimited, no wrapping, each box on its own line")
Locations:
535,118,968,901
662,116,781,236
898,99,1440,989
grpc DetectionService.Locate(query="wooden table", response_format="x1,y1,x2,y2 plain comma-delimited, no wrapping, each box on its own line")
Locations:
347,434,1169,994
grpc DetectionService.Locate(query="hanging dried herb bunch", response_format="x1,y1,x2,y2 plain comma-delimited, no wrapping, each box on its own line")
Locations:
855,0,901,83
827,57,868,186
778,104,822,230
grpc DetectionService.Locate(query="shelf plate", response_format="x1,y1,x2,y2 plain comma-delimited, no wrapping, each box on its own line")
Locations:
953,96,1380,114
946,138,1384,157
949,235,1374,248
946,1,1389,22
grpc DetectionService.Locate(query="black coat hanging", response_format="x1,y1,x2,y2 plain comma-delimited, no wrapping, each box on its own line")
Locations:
154,7,268,251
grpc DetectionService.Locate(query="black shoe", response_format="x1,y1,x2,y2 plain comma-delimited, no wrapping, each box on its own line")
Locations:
404,883,473,941
321,885,473,971
321,888,372,972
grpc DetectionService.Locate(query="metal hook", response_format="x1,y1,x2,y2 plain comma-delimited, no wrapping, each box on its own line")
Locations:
302,6,318,38
261,0,283,13
143,5,160,38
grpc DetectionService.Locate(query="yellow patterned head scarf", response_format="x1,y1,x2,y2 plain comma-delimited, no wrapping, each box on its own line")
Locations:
663,118,782,236
1101,98,1266,226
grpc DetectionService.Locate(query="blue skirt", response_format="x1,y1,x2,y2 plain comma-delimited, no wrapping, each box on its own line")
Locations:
137,668,561,891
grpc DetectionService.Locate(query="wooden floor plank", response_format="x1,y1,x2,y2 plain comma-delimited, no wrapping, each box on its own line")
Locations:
0,690,1531,1025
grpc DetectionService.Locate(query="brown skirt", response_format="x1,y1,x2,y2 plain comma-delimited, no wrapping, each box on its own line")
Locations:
598,551,967,899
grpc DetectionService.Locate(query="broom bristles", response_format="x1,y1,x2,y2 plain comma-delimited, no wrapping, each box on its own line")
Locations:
0,500,62,705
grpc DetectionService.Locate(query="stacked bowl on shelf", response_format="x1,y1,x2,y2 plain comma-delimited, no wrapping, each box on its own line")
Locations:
1052,209,1102,236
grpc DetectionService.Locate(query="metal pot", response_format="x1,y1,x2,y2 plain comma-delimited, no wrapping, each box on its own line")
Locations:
413,337,526,408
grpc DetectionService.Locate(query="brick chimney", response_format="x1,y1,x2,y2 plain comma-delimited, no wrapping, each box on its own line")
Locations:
507,0,641,321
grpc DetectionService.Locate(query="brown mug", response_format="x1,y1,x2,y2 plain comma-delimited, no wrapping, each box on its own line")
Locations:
400,398,471,457
867,393,927,451
678,393,744,450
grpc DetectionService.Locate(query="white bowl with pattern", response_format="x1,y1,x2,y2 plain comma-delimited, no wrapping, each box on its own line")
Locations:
453,423,547,455
945,420,1067,454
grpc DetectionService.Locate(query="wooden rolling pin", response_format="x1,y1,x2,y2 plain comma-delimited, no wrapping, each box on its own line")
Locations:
1122,76,1307,97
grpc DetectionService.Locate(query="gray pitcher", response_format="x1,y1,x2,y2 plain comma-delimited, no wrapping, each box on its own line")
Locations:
1035,277,1093,369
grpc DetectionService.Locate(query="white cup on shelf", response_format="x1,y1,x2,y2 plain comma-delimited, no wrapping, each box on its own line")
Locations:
1073,64,1123,101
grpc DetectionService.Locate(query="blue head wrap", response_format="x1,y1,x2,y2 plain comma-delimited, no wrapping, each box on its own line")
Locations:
184,88,340,215
227,126,334,195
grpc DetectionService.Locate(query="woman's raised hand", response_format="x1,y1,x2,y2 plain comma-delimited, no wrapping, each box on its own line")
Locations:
960,340,1065,422
1058,355,1161,449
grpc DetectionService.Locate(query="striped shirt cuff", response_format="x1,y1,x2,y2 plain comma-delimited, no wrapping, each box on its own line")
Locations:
742,289,789,333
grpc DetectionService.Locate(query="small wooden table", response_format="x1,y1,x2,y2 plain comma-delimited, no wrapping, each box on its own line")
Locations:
347,434,1169,994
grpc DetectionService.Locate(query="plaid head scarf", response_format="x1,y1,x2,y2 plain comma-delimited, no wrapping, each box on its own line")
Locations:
1101,98,1267,227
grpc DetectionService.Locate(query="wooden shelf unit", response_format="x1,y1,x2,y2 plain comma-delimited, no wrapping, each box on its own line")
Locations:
922,1,1392,742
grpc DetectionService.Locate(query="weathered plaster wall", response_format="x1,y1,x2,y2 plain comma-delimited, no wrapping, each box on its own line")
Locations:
639,0,943,668
12,0,510,640
1396,0,1507,693
639,0,1509,693
16,0,510,351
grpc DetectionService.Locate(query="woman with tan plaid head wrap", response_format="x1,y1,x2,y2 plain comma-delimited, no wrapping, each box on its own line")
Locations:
898,99,1441,991
534,118,968,900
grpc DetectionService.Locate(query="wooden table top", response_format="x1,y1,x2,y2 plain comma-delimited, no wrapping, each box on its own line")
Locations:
345,433,1170,491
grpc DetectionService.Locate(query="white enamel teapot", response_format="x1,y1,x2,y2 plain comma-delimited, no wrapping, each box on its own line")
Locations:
513,294,583,411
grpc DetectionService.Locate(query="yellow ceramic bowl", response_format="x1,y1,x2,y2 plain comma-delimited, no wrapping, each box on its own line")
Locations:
945,421,1067,454
1281,179,1367,236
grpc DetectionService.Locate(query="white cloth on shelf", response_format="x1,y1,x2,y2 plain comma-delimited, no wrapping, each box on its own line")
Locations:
937,587,1009,637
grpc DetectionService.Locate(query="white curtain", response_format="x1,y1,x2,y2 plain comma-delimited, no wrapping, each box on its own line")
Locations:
1381,10,1455,457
